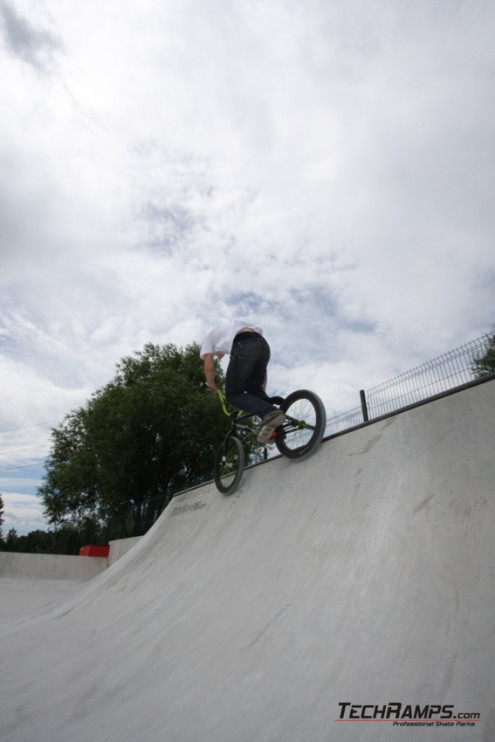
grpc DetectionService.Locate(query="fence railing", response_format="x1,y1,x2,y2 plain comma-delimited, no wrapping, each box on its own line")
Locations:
326,332,493,435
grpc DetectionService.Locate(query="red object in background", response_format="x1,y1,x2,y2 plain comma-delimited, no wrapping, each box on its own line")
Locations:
79,545,110,558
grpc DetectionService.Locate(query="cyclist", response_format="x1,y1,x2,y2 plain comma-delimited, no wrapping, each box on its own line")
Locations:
200,320,286,444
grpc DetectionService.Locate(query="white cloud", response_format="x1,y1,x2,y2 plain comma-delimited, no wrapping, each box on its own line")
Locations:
1,0,494,533
1,490,46,534
0,0,63,73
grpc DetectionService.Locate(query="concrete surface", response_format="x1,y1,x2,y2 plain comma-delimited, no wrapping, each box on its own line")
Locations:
108,536,142,565
0,578,85,633
0,379,493,742
0,551,108,580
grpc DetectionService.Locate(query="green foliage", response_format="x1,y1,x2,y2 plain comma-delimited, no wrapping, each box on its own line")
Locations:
0,522,110,555
39,343,228,536
3,528,18,551
0,493,4,541
0,527,80,554
471,331,495,378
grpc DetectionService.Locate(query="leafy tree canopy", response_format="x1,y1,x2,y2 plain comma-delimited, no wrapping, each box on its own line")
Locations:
471,330,495,378
0,493,4,540
39,343,230,536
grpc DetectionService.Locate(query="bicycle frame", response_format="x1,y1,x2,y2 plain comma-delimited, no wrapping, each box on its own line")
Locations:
216,389,314,443
217,390,259,440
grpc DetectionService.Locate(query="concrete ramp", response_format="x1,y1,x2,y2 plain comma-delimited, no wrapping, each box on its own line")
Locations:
1,380,494,742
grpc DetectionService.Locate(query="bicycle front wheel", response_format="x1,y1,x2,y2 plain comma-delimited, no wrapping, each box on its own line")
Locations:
275,390,326,460
214,435,245,494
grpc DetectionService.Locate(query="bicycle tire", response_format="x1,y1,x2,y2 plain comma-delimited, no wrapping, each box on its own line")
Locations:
275,389,326,460
214,435,245,494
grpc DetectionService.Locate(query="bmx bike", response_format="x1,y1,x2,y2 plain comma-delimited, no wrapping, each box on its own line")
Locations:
214,389,327,495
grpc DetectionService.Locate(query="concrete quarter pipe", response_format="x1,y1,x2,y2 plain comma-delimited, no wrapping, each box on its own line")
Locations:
1,379,494,742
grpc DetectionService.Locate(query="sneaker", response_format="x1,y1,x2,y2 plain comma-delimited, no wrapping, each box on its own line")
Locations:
257,409,287,444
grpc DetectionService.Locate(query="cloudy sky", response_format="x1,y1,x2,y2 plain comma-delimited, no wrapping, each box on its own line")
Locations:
1,0,494,535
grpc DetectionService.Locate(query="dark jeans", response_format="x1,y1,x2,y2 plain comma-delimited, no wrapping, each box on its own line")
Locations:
225,336,277,419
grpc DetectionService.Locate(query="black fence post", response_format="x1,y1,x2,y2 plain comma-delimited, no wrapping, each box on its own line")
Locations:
360,390,369,422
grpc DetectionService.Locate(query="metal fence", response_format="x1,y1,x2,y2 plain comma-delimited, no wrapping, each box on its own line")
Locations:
326,332,493,435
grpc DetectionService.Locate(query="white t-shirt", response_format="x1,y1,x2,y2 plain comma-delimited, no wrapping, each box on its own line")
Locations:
199,320,263,358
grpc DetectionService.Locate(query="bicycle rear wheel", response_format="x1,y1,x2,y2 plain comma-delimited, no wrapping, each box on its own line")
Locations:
275,389,326,460
214,435,245,494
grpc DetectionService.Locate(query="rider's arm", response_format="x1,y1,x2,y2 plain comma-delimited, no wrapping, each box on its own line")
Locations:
203,353,218,393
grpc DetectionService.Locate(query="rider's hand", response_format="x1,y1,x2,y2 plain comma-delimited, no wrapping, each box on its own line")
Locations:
203,354,218,394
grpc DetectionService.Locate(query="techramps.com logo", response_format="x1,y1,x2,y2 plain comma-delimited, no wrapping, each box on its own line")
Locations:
335,702,483,728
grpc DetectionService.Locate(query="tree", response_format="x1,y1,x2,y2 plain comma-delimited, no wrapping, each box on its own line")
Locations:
0,494,4,541
0,527,86,555
4,528,18,551
39,343,233,536
471,331,495,378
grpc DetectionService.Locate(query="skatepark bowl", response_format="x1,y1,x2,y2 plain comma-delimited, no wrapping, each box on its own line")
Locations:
0,377,494,742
